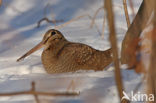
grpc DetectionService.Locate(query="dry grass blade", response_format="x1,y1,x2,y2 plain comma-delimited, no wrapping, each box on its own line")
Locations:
104,0,128,102
0,81,79,103
90,6,104,28
37,17,64,28
101,14,106,38
123,0,130,27
54,14,101,36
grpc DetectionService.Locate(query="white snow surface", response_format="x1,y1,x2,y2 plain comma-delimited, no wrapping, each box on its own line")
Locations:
0,0,143,103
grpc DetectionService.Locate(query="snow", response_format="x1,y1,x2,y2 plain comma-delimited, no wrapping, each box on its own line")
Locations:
0,0,143,103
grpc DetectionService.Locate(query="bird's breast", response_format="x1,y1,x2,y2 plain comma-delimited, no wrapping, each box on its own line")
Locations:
41,49,78,73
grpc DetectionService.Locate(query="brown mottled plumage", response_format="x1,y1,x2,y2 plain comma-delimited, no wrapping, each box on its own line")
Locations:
17,29,112,74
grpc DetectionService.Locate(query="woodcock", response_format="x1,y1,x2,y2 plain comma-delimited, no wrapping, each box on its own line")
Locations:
17,29,112,73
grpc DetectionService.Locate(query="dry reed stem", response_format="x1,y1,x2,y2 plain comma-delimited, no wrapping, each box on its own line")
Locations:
37,17,64,28
0,91,79,96
123,0,130,28
104,0,128,102
147,29,156,103
147,0,156,102
0,81,79,103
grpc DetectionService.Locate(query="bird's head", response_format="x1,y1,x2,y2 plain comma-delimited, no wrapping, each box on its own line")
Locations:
17,29,66,62
42,29,66,49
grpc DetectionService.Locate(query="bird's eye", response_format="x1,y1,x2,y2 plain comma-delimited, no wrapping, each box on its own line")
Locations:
51,31,56,36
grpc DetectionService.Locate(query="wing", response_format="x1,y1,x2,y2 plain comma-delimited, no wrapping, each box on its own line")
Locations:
62,43,98,66
57,42,112,71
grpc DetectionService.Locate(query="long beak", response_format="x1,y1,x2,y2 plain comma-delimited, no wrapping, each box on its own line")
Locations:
17,41,44,62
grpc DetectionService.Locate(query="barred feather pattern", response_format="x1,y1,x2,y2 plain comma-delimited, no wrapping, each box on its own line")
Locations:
42,42,112,74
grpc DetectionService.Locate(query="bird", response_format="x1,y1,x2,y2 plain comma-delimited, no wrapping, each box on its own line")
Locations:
17,29,112,74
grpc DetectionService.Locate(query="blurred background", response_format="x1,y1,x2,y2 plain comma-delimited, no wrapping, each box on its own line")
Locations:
0,0,143,103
